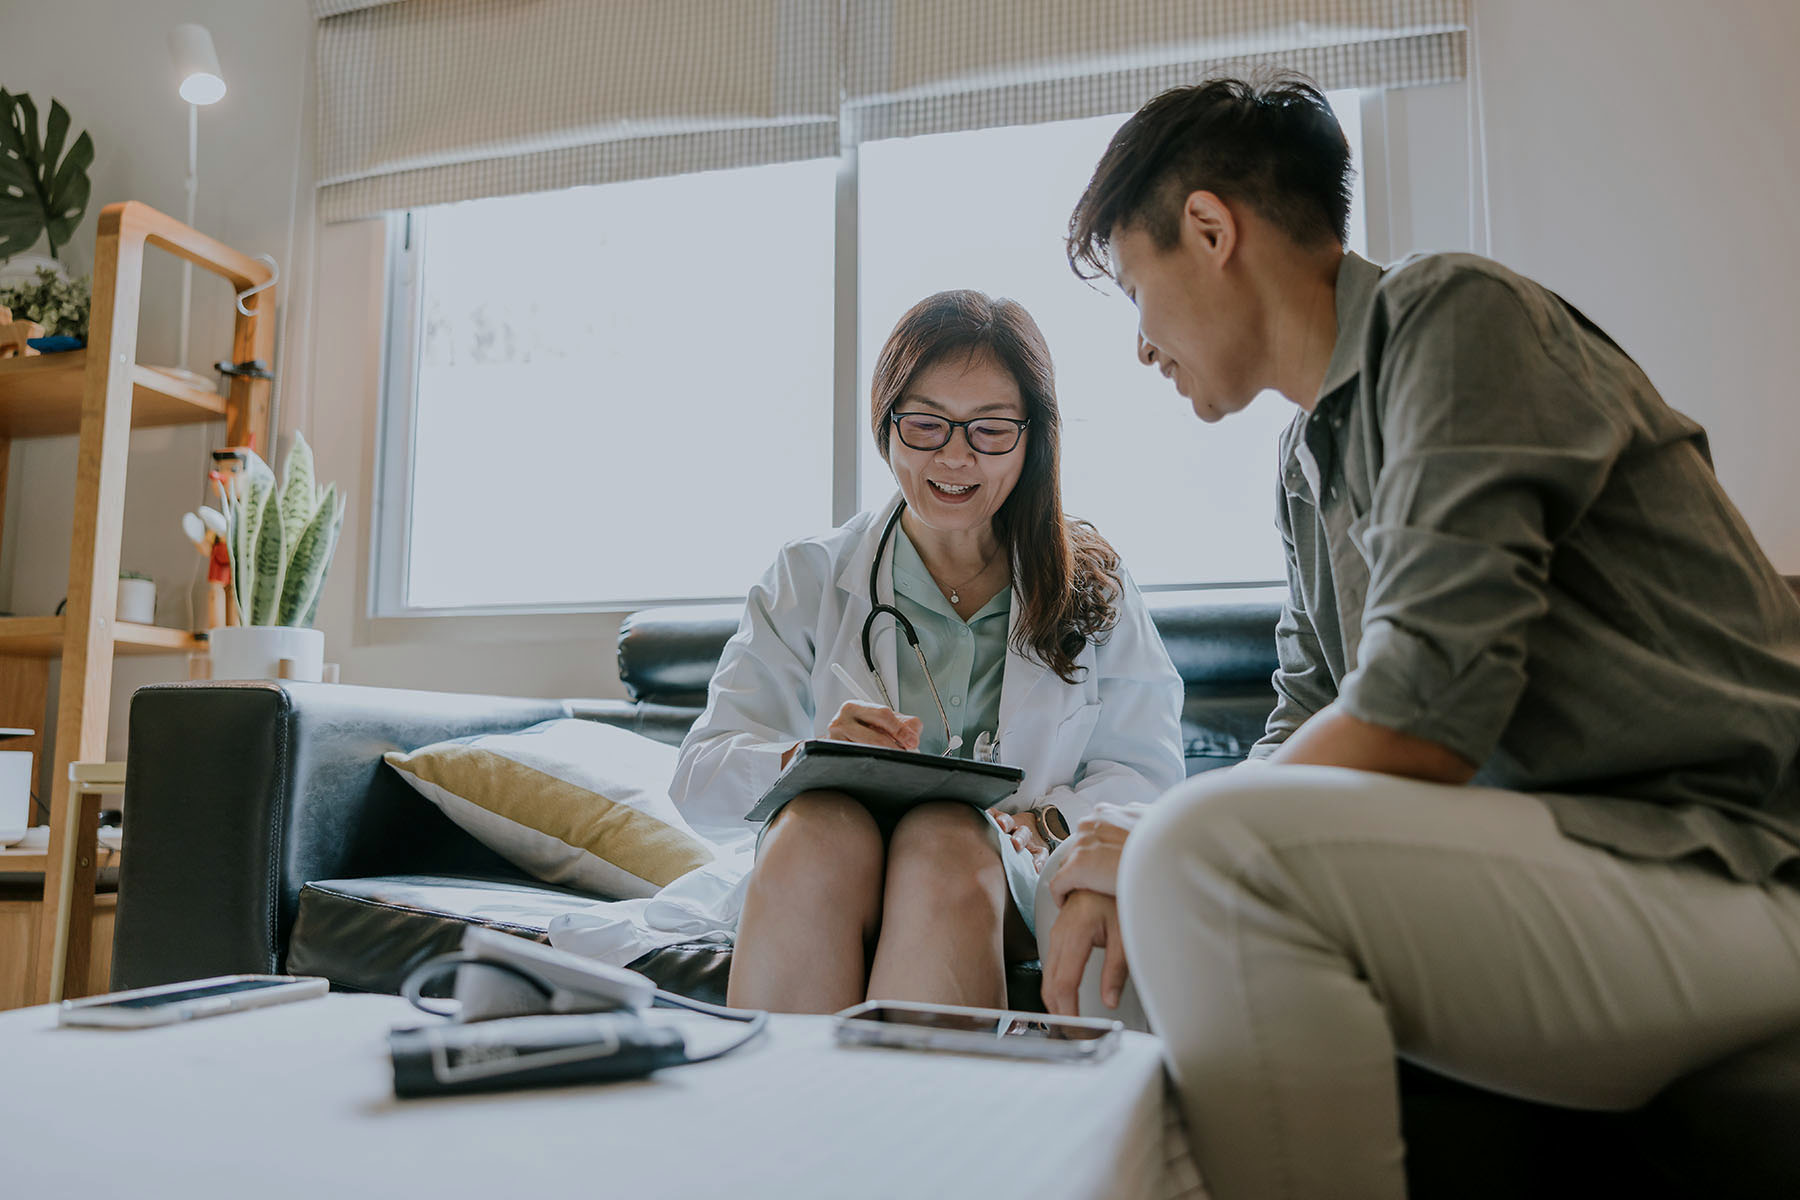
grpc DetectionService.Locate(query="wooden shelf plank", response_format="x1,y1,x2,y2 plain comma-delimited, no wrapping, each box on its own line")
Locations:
115,621,205,655
0,616,203,657
0,351,228,438
0,842,122,876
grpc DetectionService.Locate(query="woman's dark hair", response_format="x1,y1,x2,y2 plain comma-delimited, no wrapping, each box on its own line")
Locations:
871,290,1120,683
1067,73,1353,280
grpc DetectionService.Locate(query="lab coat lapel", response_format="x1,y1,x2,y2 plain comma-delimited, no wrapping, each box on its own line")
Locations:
996,581,1050,752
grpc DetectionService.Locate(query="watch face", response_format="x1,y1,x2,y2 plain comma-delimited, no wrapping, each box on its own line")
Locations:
1041,805,1070,842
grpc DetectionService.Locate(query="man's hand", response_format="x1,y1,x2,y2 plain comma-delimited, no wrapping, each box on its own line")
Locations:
1047,805,1139,904
1043,889,1128,1016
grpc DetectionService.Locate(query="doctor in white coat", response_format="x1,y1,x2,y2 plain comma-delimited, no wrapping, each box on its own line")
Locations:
671,290,1185,1014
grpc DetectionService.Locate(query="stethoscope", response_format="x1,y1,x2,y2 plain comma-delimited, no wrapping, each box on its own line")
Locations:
860,502,956,752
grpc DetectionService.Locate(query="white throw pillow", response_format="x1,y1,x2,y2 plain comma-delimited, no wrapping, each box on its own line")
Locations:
384,718,713,900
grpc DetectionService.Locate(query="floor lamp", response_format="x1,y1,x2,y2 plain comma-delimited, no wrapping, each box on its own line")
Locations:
168,22,226,379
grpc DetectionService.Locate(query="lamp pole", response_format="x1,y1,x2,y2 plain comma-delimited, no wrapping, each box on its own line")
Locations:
168,22,225,377
180,100,197,373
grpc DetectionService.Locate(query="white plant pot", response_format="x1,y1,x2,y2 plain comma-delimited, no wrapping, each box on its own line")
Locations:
0,749,31,847
116,576,156,625
208,625,325,683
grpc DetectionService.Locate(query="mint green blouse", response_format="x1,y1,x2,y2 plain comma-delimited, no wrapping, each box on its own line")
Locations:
891,529,1010,759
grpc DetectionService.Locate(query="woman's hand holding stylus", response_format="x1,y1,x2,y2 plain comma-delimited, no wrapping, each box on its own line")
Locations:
828,701,923,752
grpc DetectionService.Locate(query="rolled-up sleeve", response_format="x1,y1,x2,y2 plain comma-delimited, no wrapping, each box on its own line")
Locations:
1339,271,1629,765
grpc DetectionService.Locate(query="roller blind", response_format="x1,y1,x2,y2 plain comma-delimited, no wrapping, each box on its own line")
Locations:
845,1,1468,141
314,0,1467,221
313,0,840,222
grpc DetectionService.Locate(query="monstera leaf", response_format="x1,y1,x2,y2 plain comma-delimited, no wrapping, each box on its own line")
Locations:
0,91,93,261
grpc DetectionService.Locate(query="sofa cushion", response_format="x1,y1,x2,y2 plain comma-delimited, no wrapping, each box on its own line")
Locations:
384,718,713,899
286,874,604,994
286,873,1049,1012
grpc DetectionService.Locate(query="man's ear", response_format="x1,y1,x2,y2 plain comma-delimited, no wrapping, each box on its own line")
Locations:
1180,190,1237,266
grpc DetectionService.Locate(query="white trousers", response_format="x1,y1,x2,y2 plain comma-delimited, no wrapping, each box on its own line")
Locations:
1116,765,1800,1200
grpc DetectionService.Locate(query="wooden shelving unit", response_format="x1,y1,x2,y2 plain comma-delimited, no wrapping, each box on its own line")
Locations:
0,617,202,657
0,201,273,1008
0,350,228,436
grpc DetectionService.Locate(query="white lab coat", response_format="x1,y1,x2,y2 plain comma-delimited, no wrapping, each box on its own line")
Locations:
547,494,1186,966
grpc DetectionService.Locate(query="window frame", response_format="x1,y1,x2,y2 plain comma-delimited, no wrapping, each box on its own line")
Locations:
371,101,1380,619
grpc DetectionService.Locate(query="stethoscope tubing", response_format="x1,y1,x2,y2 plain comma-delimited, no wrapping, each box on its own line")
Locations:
860,503,955,747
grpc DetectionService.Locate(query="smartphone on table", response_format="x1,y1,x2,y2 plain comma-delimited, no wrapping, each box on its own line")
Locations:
834,999,1122,1063
58,975,327,1028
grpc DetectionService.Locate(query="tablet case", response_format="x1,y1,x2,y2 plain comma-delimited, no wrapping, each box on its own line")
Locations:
745,740,1024,823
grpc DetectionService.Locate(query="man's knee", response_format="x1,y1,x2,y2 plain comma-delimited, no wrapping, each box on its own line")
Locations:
1118,766,1367,929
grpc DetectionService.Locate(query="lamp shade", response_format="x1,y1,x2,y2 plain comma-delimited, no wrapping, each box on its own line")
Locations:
170,23,226,105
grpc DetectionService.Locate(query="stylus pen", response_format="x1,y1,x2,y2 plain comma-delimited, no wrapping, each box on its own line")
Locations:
830,662,880,706
831,662,961,755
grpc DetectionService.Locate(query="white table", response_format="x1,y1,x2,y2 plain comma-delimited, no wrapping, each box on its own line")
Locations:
1,994,1205,1199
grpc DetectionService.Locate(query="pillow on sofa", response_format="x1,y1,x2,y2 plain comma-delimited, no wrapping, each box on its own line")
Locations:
384,718,713,899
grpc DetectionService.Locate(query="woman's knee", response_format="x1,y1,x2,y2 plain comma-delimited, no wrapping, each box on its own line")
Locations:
752,790,884,903
886,802,1006,911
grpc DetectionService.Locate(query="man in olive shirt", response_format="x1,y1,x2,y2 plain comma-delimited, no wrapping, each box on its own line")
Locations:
1041,77,1800,1200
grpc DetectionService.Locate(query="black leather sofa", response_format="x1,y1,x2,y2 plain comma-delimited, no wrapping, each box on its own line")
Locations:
113,589,1796,1198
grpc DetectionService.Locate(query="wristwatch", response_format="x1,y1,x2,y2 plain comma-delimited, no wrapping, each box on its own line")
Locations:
1030,803,1070,851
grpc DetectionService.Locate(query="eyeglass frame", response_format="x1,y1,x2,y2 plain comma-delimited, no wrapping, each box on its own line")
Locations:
889,411,1031,455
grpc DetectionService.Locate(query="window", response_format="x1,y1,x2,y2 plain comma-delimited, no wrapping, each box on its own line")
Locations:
378,93,1365,613
382,159,838,610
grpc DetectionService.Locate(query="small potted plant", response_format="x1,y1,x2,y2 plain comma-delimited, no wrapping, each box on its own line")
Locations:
207,433,346,682
0,90,94,347
0,266,90,344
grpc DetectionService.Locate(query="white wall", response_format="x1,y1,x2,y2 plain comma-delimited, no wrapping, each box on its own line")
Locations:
1471,0,1800,566
0,0,314,787
3,0,1799,784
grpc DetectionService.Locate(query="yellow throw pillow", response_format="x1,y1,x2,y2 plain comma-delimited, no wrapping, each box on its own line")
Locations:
384,718,713,899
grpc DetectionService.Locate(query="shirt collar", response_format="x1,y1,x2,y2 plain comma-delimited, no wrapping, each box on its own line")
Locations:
892,527,1010,624
1313,251,1384,404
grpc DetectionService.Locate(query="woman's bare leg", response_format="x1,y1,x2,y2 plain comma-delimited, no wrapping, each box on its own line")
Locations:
728,791,885,1012
865,801,1028,1007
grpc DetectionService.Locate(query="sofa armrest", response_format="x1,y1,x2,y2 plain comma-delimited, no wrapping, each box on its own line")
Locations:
567,697,700,747
114,680,567,990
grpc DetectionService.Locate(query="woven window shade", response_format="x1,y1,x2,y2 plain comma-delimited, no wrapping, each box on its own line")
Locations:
314,0,839,222
845,1,1469,142
314,0,1467,221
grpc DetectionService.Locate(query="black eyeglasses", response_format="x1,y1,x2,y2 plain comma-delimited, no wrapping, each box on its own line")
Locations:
891,412,1030,455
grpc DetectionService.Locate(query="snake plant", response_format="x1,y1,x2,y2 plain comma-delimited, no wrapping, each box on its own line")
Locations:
221,434,345,627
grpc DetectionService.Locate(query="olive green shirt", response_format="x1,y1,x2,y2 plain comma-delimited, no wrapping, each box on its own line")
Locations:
891,528,1010,759
1247,251,1800,882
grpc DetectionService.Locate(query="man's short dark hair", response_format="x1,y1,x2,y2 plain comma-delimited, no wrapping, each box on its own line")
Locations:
1067,74,1353,280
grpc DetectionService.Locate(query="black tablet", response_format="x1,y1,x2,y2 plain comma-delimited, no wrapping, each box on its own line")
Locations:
745,739,1024,823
